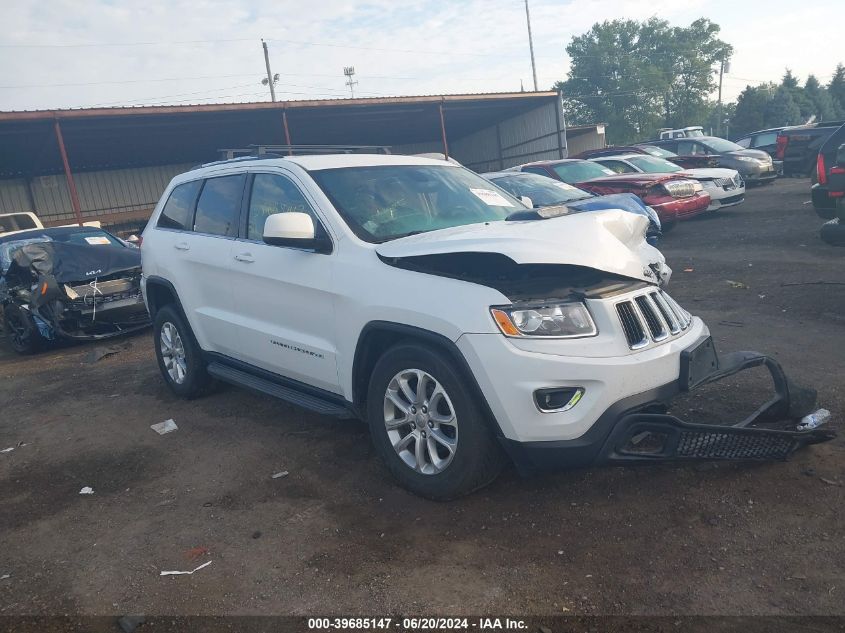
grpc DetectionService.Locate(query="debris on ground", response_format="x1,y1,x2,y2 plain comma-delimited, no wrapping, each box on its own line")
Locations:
1,447,14,454
79,487,94,495
683,268,694,273
0,574,10,581
725,279,749,289
797,409,830,431
150,419,178,435
820,478,842,487
718,321,744,327
86,345,123,364
183,546,209,561
160,560,212,576
117,615,146,633
252,531,262,539
271,471,289,479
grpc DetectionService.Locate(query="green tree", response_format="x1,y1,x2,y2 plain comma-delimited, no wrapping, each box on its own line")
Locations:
729,84,774,137
828,63,845,114
765,86,802,127
556,18,731,144
804,75,839,121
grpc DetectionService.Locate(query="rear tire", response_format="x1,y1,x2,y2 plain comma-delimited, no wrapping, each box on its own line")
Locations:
820,218,845,247
153,305,213,398
3,305,41,355
366,343,505,500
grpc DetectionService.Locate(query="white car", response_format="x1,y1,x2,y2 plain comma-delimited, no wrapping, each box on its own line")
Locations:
590,154,746,211
139,153,830,499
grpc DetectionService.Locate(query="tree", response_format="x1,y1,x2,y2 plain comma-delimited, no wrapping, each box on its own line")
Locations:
829,63,845,114
731,84,774,136
765,86,802,127
804,75,839,121
556,18,731,144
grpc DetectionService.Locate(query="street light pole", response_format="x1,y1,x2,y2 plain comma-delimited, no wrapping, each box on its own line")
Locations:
524,0,538,92
262,39,277,102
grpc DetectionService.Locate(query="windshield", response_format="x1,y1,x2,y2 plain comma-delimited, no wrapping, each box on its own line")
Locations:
310,165,523,242
627,156,683,174
488,173,593,207
686,129,704,137
703,137,744,153
551,161,615,183
639,145,677,158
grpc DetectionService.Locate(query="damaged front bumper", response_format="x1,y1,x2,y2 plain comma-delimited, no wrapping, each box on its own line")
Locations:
502,336,835,473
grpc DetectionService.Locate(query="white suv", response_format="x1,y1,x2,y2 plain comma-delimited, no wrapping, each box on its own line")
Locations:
141,153,831,499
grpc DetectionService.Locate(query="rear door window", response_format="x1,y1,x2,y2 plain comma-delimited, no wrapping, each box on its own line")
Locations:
193,174,246,237
157,180,202,231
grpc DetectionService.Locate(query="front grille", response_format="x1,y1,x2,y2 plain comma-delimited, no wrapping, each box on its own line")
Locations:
714,177,735,190
616,302,647,348
664,181,697,198
677,430,796,460
616,290,691,349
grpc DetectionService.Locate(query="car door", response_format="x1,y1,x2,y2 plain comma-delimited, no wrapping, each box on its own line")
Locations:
176,173,246,356
227,170,340,394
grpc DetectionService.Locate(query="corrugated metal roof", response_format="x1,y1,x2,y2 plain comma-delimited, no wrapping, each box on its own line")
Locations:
0,91,559,121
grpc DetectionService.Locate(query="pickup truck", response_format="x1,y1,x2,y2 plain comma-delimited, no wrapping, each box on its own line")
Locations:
777,120,845,178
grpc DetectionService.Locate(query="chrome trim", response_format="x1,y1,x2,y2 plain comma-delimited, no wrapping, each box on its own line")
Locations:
534,387,585,414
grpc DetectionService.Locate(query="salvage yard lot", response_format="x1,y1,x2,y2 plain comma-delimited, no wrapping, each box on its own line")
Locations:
1,178,843,616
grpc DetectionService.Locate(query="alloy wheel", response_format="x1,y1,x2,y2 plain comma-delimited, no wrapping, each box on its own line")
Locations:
159,321,187,384
383,368,458,474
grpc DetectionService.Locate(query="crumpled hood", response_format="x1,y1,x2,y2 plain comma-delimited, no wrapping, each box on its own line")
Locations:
376,209,669,285
680,167,740,180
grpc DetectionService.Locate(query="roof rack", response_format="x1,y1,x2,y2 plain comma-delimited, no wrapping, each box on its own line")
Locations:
217,144,393,160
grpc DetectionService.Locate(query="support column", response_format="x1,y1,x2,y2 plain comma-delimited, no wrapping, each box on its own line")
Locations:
496,122,504,170
282,107,292,155
555,91,565,159
53,119,83,226
438,101,449,160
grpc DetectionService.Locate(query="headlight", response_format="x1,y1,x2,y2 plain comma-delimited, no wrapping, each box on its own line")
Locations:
735,156,756,162
490,302,597,338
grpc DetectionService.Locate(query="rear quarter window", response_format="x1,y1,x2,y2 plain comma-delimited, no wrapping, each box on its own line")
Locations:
157,180,202,231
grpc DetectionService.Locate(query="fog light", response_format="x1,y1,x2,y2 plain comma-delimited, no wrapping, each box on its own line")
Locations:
534,387,584,412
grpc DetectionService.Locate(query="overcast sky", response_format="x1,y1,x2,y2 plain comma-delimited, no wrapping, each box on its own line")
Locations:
0,0,842,112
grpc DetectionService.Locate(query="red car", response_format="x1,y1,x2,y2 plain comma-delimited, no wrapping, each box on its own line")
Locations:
511,159,711,229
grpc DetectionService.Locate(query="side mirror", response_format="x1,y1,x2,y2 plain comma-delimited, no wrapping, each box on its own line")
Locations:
263,212,331,253
837,143,845,166
520,195,534,208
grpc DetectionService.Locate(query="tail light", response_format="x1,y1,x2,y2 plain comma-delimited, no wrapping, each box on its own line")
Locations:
817,154,827,185
776,134,788,160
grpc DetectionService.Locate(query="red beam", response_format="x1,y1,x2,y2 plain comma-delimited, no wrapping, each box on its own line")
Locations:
53,120,84,227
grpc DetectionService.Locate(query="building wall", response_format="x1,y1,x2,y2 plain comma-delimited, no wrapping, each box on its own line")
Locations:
566,127,607,156
0,163,192,225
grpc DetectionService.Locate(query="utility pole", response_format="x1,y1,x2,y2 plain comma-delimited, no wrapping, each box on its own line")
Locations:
524,0,538,92
262,39,276,102
716,55,729,137
343,66,358,98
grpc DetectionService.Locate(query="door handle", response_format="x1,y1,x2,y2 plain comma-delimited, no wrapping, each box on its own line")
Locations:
174,242,190,251
234,253,255,263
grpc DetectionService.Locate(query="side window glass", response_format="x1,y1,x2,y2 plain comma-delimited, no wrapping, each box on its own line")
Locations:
522,166,548,177
678,141,701,155
247,173,320,241
194,174,245,237
736,138,751,148
157,180,202,230
599,160,632,174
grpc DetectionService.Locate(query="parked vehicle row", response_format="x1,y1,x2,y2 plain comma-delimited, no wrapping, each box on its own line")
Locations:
775,120,845,179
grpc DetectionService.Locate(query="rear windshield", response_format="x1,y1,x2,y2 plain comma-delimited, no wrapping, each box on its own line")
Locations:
638,145,677,158
627,156,683,174
488,173,593,207
310,165,523,242
550,161,615,183
0,214,38,234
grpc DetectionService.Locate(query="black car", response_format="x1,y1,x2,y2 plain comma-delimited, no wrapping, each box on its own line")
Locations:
733,127,786,159
775,120,845,178
0,226,150,353
811,122,845,246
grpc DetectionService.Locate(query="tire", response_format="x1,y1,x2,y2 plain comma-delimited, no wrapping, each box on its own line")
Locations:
153,304,213,398
3,304,41,354
820,218,845,247
366,343,505,500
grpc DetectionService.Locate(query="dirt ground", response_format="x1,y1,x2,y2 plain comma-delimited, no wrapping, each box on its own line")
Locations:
1,178,843,617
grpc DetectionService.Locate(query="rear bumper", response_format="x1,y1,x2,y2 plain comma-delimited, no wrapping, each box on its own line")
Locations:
501,337,835,473
812,183,843,218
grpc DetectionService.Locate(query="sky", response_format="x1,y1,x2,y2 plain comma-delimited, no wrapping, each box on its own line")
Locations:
0,0,842,112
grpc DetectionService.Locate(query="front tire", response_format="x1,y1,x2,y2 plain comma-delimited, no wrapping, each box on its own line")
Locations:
3,305,41,354
366,343,505,500
153,305,212,398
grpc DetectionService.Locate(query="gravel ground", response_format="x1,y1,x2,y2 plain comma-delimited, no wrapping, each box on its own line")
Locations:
0,178,843,617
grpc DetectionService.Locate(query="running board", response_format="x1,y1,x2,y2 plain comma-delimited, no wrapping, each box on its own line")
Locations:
206,361,352,417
